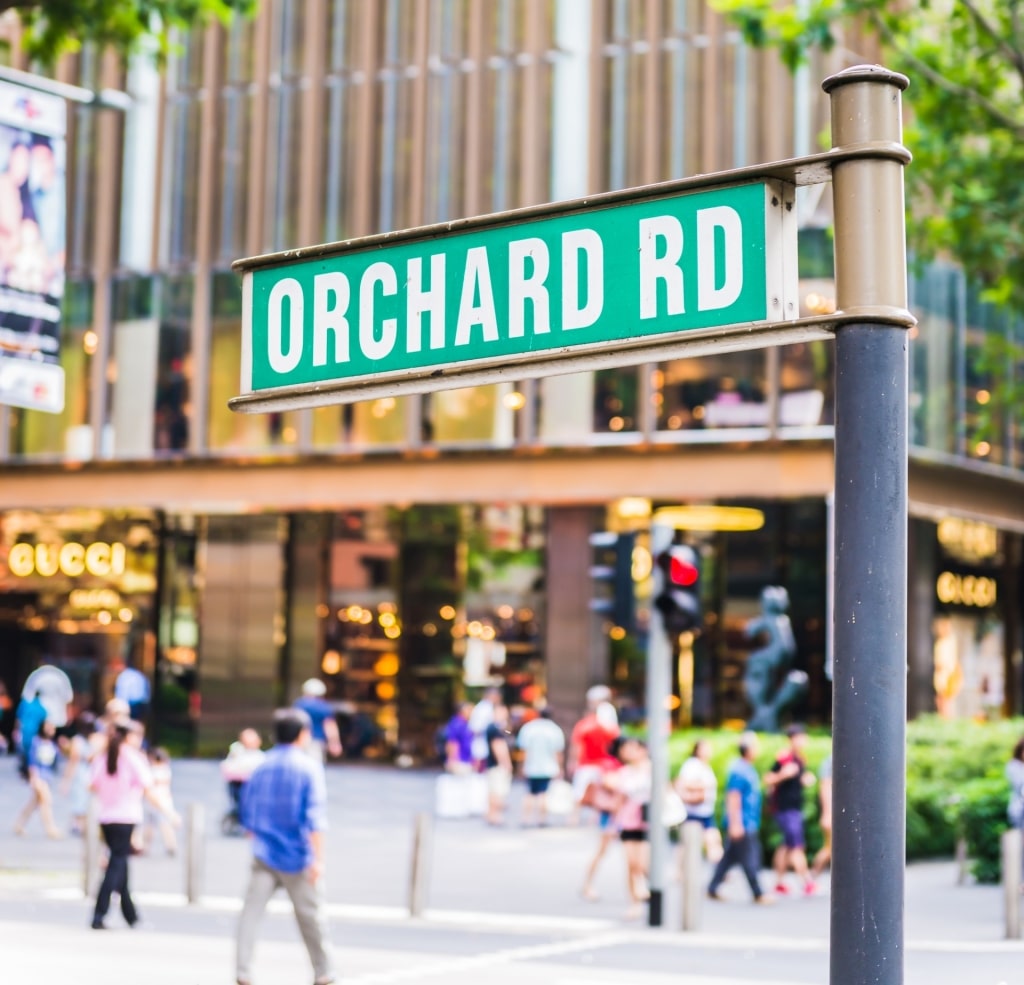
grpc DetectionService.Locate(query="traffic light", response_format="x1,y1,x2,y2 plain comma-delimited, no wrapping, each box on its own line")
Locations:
654,543,701,635
588,531,636,635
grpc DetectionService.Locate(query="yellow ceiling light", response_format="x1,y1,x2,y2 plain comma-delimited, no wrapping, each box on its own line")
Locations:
321,649,343,675
614,497,651,520
374,653,400,677
653,505,765,532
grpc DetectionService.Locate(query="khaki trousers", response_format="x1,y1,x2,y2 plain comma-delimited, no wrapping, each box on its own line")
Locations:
236,857,334,983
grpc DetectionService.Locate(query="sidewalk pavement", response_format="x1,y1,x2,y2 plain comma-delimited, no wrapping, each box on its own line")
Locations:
0,756,1010,946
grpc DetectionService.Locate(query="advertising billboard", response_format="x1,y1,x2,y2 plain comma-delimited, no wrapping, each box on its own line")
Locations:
0,80,66,414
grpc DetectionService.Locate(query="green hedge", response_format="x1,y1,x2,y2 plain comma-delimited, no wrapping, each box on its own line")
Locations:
667,716,1024,875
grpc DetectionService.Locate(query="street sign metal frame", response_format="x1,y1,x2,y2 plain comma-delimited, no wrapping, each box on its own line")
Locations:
230,142,911,415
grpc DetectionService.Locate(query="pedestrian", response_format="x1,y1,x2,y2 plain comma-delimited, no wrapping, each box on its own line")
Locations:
571,686,624,902
516,707,565,827
811,753,833,878
13,689,47,779
113,658,151,723
568,684,620,824
765,723,817,896
607,736,652,919
676,738,723,862
483,704,513,825
443,701,474,773
221,728,267,830
293,679,343,763
235,708,335,985
707,732,774,904
143,747,178,856
13,718,62,838
61,712,101,836
469,686,502,767
90,719,178,929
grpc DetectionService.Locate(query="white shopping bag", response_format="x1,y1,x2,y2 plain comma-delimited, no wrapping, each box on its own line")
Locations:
546,778,575,817
435,773,470,818
435,772,488,819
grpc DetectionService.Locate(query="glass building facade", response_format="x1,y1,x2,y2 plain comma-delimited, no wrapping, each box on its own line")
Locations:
0,1,1021,757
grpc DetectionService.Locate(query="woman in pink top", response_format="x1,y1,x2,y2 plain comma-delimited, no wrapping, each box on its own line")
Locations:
90,720,176,930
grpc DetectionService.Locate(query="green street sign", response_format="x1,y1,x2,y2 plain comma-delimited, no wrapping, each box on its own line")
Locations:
233,179,800,412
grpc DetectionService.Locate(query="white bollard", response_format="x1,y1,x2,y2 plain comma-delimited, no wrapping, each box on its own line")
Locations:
1002,828,1021,939
680,822,704,932
408,811,433,918
83,798,101,898
185,802,205,905
955,836,968,886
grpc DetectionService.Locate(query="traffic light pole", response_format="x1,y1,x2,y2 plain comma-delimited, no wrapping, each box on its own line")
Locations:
645,522,675,928
825,67,911,985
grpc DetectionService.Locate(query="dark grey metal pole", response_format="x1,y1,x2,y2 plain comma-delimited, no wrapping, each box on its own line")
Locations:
824,66,913,985
645,522,675,928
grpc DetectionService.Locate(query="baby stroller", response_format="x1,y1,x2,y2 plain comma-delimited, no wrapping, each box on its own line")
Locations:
221,779,246,837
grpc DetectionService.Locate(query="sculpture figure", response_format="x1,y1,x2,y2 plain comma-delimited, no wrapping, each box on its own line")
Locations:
743,586,808,733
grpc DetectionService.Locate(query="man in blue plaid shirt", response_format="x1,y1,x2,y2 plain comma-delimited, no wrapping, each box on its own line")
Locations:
235,708,335,985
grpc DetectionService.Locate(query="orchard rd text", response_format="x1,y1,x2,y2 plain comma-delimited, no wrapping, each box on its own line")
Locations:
242,181,789,395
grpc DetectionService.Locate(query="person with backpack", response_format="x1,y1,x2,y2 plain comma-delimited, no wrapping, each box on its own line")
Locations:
707,732,774,905
13,718,62,839
764,723,817,896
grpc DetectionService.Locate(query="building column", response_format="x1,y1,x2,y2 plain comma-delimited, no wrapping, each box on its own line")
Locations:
284,513,332,702
544,506,606,729
907,518,937,717
1004,533,1023,716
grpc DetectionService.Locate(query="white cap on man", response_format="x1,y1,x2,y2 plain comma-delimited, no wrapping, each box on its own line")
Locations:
302,678,327,697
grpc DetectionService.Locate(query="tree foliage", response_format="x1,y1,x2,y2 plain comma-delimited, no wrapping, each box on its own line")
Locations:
712,0,1024,317
0,0,256,64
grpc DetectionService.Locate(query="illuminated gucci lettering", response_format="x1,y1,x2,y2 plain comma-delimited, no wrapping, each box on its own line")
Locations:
7,541,127,579
935,571,997,608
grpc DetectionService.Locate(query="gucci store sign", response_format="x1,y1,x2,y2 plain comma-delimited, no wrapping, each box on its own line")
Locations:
8,541,127,578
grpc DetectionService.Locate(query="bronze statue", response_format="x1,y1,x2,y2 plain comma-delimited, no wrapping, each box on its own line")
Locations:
743,586,808,733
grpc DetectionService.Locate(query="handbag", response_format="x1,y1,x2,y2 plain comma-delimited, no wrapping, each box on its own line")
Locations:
662,789,688,828
580,780,627,814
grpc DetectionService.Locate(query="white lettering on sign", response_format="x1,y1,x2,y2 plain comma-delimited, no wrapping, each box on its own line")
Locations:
697,206,744,311
508,238,551,338
456,246,499,345
8,541,127,579
313,272,350,366
639,206,745,319
936,571,997,608
406,254,446,352
262,202,754,375
360,262,398,360
268,278,304,373
561,229,604,330
639,216,685,319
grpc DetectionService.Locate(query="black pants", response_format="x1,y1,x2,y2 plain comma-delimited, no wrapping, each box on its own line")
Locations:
708,832,764,899
93,823,138,926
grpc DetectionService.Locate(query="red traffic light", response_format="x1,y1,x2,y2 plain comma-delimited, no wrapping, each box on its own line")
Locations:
669,555,699,586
